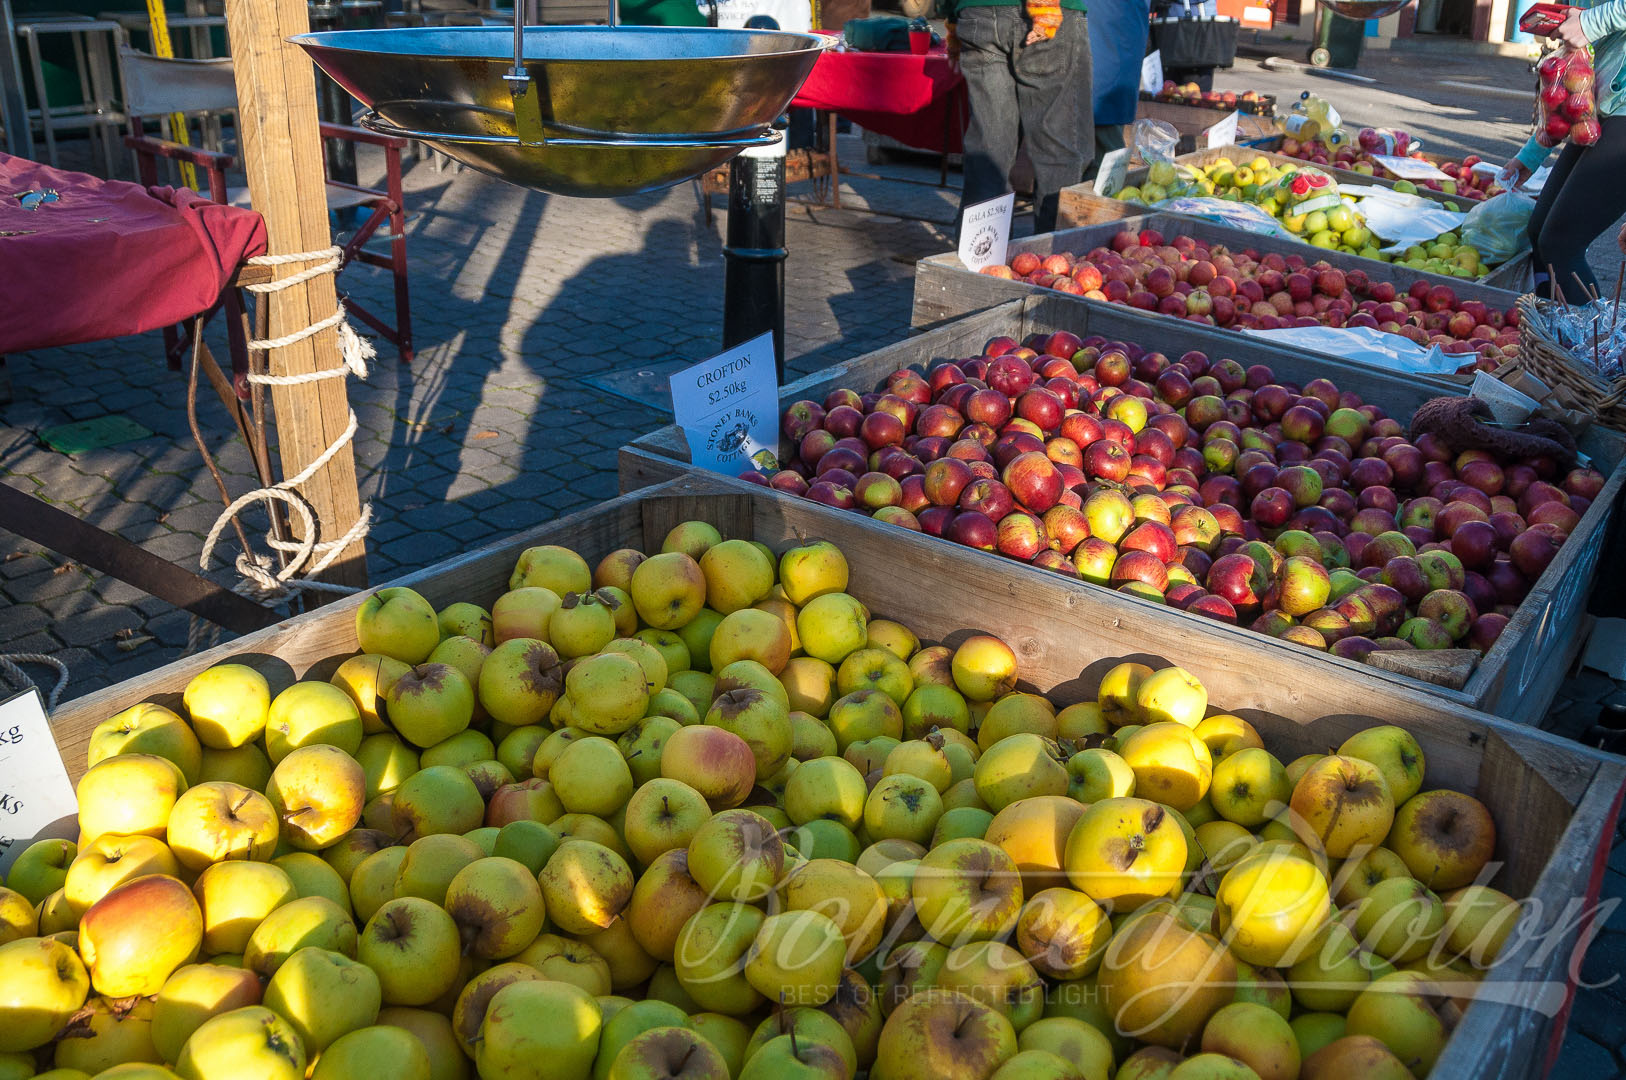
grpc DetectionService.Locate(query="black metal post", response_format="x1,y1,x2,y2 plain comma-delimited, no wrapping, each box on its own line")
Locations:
723,114,788,383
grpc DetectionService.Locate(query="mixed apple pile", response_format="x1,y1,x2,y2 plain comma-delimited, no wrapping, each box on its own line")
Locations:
1148,83,1274,116
1275,132,1500,203
976,229,1520,373
0,527,1517,1080
757,332,1604,661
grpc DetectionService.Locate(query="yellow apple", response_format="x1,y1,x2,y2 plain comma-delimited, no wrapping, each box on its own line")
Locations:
781,858,888,963
1014,887,1110,980
52,994,162,1074
1353,877,1445,964
477,638,565,728
872,989,1016,1080
777,540,848,606
627,848,712,963
1096,911,1234,1049
512,932,611,995
64,834,183,915
1191,714,1263,758
1332,845,1411,906
193,861,297,955
631,552,708,631
450,962,544,1057
1386,789,1495,891
312,1024,432,1080
198,743,274,790
166,780,280,870
1134,667,1207,728
985,795,1084,895
1289,755,1394,859
1116,723,1212,812
1016,1017,1112,1080
356,896,461,1006
623,777,710,866
744,909,846,1007
265,744,366,851
950,636,1018,702
183,665,272,750
437,601,494,645
90,701,203,782
710,608,793,675
1066,747,1134,803
263,946,380,1053
79,874,203,997
264,681,363,762
175,1005,306,1080
0,936,90,1052
1199,1001,1297,1080
375,1006,467,1080
152,963,264,1063
911,837,1022,943
1063,797,1187,912
1095,662,1153,726
698,539,774,614
477,979,602,1080
386,663,476,749
796,593,869,667
1342,972,1451,1077
1441,884,1520,966
445,856,546,959
77,753,186,842
1213,847,1331,967
331,654,412,736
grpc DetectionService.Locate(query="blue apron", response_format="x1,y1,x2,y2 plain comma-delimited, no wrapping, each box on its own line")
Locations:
1090,0,1152,127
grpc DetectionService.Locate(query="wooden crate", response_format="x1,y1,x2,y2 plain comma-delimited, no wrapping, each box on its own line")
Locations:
1133,99,1281,155
911,210,1527,351
621,297,1626,728
47,473,1626,1080
1057,145,1531,293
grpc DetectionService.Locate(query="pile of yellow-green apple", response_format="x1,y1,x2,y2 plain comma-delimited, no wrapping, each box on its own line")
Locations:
0,524,1523,1080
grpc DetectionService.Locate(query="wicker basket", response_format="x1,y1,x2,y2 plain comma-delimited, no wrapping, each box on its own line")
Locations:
1515,293,1626,429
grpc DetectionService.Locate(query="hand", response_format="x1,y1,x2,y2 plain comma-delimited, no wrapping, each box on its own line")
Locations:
1023,26,1048,45
1499,158,1532,190
1554,10,1589,49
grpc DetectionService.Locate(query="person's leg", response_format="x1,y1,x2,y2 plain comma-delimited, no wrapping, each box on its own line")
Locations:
1531,116,1626,298
956,7,1021,234
1083,122,1124,183
1526,141,1584,298
1010,9,1087,233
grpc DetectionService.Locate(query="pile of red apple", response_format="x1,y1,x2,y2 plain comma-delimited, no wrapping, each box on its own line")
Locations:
754,331,1604,665
1151,81,1273,115
977,228,1520,374
1276,137,1500,201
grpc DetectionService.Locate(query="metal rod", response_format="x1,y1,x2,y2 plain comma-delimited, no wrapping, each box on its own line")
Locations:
723,113,788,380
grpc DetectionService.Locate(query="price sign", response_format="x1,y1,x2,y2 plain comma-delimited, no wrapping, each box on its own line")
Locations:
1140,50,1164,95
1372,154,1451,182
958,192,1015,273
0,689,77,877
1203,111,1240,149
670,334,781,476
1095,147,1130,197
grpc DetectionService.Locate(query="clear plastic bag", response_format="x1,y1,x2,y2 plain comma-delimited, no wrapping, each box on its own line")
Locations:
1534,47,1601,148
1459,191,1536,267
1132,118,1181,168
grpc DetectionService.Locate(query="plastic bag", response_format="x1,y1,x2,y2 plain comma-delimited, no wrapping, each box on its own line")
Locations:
1534,47,1601,148
1132,118,1181,168
1459,192,1536,267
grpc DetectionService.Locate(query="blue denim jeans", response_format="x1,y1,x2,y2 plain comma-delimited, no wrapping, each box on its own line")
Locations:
956,5,1092,235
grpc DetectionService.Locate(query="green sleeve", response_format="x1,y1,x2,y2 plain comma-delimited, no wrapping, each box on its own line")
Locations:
1581,0,1626,41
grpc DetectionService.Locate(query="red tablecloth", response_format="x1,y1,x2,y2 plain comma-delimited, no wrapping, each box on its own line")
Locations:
0,153,267,355
792,36,968,155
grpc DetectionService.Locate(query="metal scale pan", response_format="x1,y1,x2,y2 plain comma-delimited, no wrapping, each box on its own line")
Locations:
293,20,830,198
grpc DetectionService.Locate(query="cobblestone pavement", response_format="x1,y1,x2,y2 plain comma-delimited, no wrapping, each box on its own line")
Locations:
0,47,1623,1072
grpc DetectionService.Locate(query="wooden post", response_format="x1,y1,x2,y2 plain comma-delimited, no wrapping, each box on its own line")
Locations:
225,0,368,591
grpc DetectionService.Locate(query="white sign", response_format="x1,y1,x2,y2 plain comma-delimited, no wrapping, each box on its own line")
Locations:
1095,147,1130,197
1203,111,1240,150
1372,154,1451,182
1140,50,1163,95
0,690,78,877
958,192,1015,273
670,334,781,477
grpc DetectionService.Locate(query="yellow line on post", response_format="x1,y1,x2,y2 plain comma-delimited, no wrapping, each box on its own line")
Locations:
144,0,198,190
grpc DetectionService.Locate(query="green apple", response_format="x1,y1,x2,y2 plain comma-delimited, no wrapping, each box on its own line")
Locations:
437,601,494,645
6,837,76,906
608,1025,729,1080
450,962,544,1058
745,1009,856,1078
631,552,709,631
796,594,869,667
386,664,476,750
182,665,272,751
359,897,461,1006
540,840,635,935
785,757,867,829
837,648,914,708
863,774,943,847
873,989,1016,1080
912,838,1023,944
271,852,350,912
348,847,408,924
510,543,592,595
444,856,546,959
263,946,380,1054
322,828,393,883
778,540,849,606
244,896,358,978
494,819,560,874
744,909,846,1008
552,736,636,817
739,1033,848,1080
198,743,274,790
650,688,701,727
356,733,420,801
497,725,552,781
479,639,565,728
593,1000,692,1080
690,1013,750,1078
175,1005,306,1080
624,778,712,866
356,587,441,664
330,654,411,736
634,629,691,679
476,980,602,1080
512,933,611,996
619,715,682,787
375,1006,466,1080
827,690,903,752
552,592,620,659
427,636,491,701
674,902,767,1016
705,689,792,782
395,834,485,908
392,765,485,840
312,1024,432,1080
567,653,651,736
687,810,785,904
